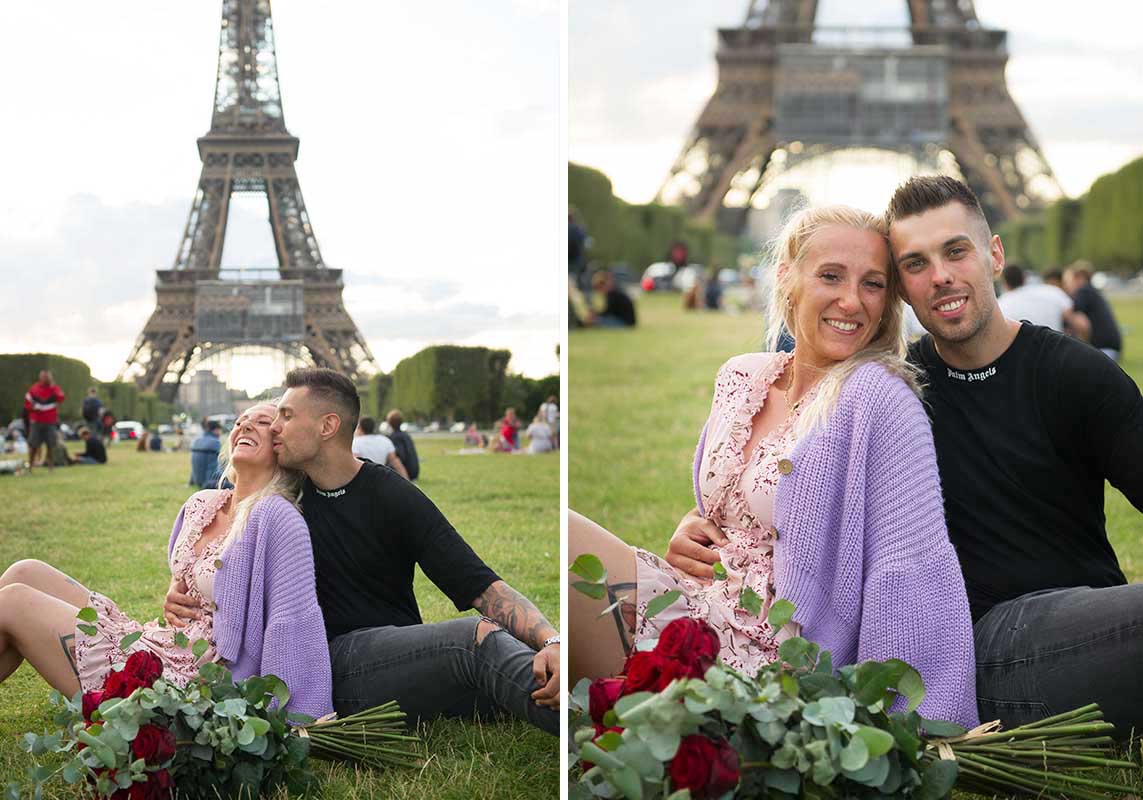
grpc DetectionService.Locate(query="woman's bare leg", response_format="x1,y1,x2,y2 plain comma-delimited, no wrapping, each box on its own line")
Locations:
0,583,83,693
0,559,92,607
568,510,640,685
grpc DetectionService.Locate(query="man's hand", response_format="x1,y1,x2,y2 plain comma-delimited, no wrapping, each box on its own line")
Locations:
531,643,560,708
665,507,728,580
163,578,201,627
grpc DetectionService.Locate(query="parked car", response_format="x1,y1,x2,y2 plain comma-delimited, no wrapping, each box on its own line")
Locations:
640,262,677,292
449,421,467,434
114,421,145,441
58,423,80,441
672,265,704,293
425,421,441,433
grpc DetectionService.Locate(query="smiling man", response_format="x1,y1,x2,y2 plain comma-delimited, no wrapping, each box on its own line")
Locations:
887,175,1143,733
265,368,558,734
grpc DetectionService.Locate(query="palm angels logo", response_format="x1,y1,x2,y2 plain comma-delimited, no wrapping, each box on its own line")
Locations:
313,487,346,498
946,366,997,383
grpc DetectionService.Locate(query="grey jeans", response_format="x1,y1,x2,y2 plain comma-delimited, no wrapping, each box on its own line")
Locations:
974,585,1143,738
329,617,558,736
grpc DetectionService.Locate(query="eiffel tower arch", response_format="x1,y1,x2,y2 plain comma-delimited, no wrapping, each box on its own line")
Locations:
657,0,1064,236
120,0,377,402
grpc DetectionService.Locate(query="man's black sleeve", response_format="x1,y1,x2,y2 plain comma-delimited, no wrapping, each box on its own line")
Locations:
388,475,500,610
1055,337,1143,510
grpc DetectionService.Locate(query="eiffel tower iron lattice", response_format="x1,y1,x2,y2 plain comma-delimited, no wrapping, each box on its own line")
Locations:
657,0,1063,236
120,0,377,401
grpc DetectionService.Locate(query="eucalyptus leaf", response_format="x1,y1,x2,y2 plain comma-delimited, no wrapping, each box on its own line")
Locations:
845,753,891,787
919,718,967,738
581,741,626,771
569,554,607,583
853,725,895,758
61,761,82,784
595,731,623,752
767,598,795,628
608,764,644,800
117,631,142,652
643,590,681,621
76,623,98,637
192,638,210,659
76,607,97,623
738,585,763,617
173,631,189,649
712,561,728,581
572,580,607,600
763,768,801,794
886,660,926,713
916,758,958,800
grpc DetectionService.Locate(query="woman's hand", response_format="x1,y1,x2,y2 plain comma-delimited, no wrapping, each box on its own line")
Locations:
163,578,201,627
665,508,727,580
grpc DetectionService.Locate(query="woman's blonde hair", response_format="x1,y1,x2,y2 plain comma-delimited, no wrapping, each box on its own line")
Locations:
215,401,303,554
763,205,920,436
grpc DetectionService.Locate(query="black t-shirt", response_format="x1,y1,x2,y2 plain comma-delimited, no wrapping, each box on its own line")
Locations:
388,429,420,481
602,289,636,326
909,323,1143,621
301,461,500,639
83,437,107,463
1071,285,1122,351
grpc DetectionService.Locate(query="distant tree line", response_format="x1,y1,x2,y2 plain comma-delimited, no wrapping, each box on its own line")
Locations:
997,156,1143,272
0,353,174,426
569,163,744,271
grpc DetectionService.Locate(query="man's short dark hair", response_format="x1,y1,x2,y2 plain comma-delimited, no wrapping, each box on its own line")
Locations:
386,409,403,429
1001,264,1025,290
285,367,360,442
359,416,376,435
1043,268,1064,284
206,420,222,433
886,175,990,235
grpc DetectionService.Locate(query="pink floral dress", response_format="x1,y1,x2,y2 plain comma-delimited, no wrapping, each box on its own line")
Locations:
75,490,228,691
634,353,809,676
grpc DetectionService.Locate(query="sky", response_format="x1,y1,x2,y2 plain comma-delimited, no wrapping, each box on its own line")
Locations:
570,0,1143,208
0,2,560,395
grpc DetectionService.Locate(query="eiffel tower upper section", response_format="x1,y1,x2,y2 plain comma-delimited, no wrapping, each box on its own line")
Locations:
658,0,1064,235
121,0,376,400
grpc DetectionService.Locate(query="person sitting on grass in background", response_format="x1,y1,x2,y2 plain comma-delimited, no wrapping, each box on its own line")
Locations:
1063,262,1124,361
385,410,420,481
351,416,408,479
588,270,637,328
190,421,223,488
499,408,521,451
163,368,559,734
99,410,115,445
526,413,553,454
23,370,64,475
0,402,333,719
149,427,163,452
70,427,106,465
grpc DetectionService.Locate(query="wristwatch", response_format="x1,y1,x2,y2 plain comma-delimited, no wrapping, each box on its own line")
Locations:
543,634,561,648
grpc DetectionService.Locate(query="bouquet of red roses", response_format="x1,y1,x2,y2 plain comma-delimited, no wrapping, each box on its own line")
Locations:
570,615,1138,800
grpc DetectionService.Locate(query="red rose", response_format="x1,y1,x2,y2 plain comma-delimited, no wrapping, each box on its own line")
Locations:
656,618,720,674
82,690,104,722
146,769,173,800
669,735,740,800
653,657,697,691
104,669,145,699
588,678,624,724
620,651,665,695
123,650,164,687
131,724,176,765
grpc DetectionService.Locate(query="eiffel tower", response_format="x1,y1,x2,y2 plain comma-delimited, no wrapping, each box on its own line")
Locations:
657,0,1063,235
120,0,376,401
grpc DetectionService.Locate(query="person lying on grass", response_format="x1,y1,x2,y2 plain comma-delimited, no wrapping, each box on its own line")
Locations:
0,402,333,719
165,368,560,735
569,204,979,726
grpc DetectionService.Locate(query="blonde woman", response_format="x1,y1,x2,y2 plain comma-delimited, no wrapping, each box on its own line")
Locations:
0,402,332,718
569,206,978,726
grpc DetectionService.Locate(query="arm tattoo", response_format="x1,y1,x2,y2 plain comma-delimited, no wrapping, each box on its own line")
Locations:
606,581,637,656
58,633,79,679
472,580,556,651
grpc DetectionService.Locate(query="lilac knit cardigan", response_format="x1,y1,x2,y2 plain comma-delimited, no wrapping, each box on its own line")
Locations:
693,356,979,727
167,492,333,719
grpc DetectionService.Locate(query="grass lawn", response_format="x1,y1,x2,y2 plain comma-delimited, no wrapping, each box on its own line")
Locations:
570,292,1143,573
0,437,559,799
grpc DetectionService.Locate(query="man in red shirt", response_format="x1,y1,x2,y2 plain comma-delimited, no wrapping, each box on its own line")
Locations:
24,370,65,473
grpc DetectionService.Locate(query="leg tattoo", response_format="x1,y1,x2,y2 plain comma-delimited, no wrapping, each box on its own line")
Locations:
605,581,637,655
58,633,79,679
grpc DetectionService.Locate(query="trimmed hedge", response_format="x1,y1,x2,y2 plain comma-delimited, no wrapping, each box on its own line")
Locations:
385,346,512,425
502,373,561,422
570,162,744,271
0,353,93,425
99,381,141,422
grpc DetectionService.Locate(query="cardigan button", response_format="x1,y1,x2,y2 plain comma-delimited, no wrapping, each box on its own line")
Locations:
214,559,223,569
777,458,793,475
